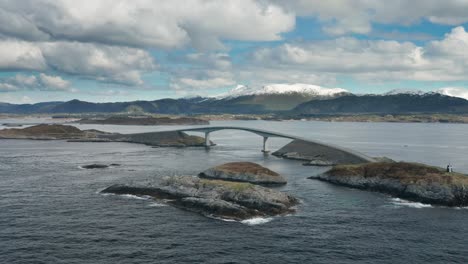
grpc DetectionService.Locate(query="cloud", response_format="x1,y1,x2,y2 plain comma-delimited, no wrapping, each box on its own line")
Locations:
248,26,468,83
0,39,156,86
437,87,468,100
273,0,468,36
38,73,70,90
167,52,236,91
0,94,34,104
40,41,156,85
173,76,236,90
426,26,468,57
0,73,71,92
0,39,46,70
0,0,294,50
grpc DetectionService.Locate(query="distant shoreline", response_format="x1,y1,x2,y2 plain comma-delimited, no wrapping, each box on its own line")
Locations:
2,113,468,124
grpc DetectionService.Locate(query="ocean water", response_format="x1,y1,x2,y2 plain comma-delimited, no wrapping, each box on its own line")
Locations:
1,120,468,263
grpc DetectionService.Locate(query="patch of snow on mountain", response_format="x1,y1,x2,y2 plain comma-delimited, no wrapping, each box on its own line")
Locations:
220,84,348,98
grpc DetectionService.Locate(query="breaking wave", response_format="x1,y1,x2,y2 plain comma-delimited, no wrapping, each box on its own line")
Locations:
390,198,433,208
241,217,273,225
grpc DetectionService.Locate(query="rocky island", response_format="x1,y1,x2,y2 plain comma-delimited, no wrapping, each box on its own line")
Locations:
79,116,209,126
311,162,468,207
0,124,209,147
199,162,287,185
102,163,297,221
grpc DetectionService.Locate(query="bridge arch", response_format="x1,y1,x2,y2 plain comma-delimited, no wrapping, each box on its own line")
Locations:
178,126,296,153
177,126,375,164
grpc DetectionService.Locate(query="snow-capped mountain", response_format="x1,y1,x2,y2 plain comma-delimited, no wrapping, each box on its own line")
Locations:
219,84,349,98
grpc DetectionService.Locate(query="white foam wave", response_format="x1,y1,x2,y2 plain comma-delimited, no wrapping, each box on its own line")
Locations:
120,194,151,200
215,217,237,222
241,217,273,225
391,198,433,208
148,202,167,207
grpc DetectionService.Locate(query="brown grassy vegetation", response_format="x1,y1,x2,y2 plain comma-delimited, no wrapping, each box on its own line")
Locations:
328,162,468,185
214,162,280,176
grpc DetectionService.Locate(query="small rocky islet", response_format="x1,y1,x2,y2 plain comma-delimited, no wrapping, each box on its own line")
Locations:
81,163,121,169
102,162,298,221
311,162,468,207
199,162,287,185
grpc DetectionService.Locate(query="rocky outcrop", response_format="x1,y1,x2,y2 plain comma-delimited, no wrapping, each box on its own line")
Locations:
199,162,287,185
79,116,209,126
0,124,209,147
311,162,468,207
101,176,298,220
81,163,120,169
272,139,373,165
82,164,109,169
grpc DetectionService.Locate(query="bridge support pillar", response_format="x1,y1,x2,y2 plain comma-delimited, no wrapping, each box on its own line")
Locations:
204,132,211,148
262,136,269,153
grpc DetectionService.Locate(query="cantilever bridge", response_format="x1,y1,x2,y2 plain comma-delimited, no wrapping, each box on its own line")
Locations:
176,126,375,163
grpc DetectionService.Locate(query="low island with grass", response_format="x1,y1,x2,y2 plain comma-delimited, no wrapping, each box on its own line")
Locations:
0,124,209,147
311,162,468,207
199,162,287,185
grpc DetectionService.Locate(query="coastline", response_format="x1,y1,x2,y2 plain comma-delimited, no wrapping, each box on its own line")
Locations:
3,113,468,124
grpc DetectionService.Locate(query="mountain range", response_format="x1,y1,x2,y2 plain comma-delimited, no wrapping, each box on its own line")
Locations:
2,84,468,115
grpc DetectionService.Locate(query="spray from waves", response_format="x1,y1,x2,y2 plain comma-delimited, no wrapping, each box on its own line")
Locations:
241,217,273,225
391,198,432,208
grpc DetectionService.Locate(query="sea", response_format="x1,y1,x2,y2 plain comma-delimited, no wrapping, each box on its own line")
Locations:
1,118,468,263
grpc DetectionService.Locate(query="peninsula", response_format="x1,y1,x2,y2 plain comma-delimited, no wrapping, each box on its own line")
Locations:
311,162,468,207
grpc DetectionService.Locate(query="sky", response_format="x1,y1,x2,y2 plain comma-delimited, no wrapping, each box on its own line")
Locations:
1,0,468,104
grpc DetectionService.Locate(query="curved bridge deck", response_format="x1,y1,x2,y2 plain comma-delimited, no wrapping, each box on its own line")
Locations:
177,126,375,164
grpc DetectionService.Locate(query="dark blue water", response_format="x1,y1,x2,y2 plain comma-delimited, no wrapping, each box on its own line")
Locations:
1,120,468,263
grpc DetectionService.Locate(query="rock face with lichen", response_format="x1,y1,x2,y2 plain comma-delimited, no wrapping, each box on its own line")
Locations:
311,162,468,207
199,162,287,185
101,176,298,221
